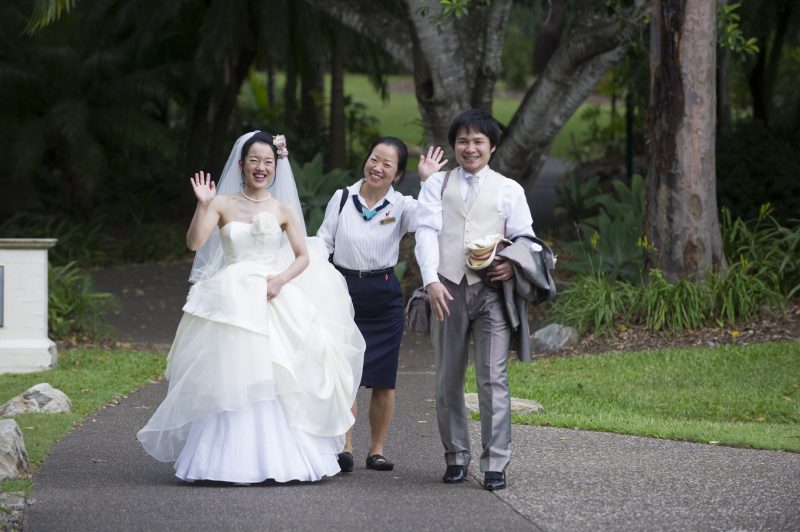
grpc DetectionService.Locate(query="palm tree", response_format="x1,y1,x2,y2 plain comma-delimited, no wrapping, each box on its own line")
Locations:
1,0,175,216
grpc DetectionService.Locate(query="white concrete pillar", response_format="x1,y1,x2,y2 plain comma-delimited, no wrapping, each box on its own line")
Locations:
0,239,58,374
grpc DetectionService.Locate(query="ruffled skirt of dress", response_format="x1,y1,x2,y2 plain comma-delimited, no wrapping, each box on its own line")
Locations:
137,238,365,483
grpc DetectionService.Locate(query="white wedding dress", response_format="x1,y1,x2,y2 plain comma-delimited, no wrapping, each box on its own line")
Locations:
137,211,365,483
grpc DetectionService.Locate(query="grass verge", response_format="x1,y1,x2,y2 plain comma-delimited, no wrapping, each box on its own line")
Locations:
467,340,800,452
0,348,166,496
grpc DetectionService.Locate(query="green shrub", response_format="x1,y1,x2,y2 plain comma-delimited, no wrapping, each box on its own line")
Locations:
116,218,187,263
553,173,611,227
708,259,785,325
48,262,117,340
560,175,646,282
549,274,635,334
553,207,800,333
0,213,112,266
632,269,709,331
578,103,625,158
290,153,354,235
721,205,800,299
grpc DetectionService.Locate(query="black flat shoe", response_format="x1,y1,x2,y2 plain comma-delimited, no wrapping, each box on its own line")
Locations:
442,465,465,484
337,452,354,473
366,454,394,471
483,471,506,491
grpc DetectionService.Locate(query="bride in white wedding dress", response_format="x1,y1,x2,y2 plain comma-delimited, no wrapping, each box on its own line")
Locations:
137,131,365,483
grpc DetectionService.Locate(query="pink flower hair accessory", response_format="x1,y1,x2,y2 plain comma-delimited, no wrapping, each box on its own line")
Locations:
273,134,289,159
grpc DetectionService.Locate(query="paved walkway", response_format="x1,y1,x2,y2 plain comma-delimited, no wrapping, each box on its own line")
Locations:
21,260,800,531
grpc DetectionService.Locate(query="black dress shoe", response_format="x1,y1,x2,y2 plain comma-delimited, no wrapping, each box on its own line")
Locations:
442,465,465,484
483,471,506,491
337,452,354,473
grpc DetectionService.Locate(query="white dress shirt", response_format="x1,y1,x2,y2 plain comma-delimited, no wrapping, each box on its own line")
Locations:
414,166,534,286
317,180,418,270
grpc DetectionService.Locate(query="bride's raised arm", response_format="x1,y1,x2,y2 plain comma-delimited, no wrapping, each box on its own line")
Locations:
186,171,224,251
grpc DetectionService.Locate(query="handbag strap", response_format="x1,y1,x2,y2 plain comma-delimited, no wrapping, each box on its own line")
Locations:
329,188,349,263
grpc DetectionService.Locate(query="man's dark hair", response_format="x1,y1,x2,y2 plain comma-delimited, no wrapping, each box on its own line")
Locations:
447,109,501,149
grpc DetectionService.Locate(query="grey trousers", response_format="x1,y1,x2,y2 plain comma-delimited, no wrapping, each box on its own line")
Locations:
431,276,512,473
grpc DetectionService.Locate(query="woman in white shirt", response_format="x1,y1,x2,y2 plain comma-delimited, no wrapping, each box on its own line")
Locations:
317,137,444,472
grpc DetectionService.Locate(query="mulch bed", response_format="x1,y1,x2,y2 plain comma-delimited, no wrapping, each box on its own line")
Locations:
536,301,800,358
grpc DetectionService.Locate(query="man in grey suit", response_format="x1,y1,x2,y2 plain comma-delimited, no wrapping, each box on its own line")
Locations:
414,109,535,491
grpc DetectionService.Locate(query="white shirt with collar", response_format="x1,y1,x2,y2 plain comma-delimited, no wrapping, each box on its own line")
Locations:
317,180,418,271
414,165,534,287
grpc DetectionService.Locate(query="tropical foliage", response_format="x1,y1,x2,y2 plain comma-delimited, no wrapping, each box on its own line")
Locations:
290,154,354,235
48,262,117,340
552,206,800,334
559,174,646,283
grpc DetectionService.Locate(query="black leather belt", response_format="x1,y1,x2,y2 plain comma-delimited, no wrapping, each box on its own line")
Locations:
334,265,394,278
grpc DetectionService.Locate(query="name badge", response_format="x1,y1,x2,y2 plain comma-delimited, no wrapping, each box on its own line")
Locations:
380,217,397,225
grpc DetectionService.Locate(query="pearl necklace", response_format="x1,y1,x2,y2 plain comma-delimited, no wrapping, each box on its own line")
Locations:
240,190,271,203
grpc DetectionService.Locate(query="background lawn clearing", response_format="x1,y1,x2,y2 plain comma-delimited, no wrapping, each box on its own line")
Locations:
467,340,800,451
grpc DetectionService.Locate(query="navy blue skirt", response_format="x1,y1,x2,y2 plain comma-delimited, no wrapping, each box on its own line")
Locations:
344,272,404,389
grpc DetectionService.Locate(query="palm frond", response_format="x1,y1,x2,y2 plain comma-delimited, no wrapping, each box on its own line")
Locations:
25,0,78,34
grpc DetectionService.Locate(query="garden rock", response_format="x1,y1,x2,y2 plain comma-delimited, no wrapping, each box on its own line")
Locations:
0,419,29,480
0,491,27,530
464,392,544,415
0,383,72,416
531,323,579,353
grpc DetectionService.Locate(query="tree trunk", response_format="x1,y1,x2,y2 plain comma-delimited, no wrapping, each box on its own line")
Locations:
304,0,646,181
208,47,257,176
300,58,325,133
494,14,640,180
748,45,769,126
532,0,567,75
184,87,212,176
645,0,725,281
329,28,347,170
402,0,511,158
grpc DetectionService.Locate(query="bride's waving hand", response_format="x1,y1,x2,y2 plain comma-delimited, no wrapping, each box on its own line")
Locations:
187,171,225,251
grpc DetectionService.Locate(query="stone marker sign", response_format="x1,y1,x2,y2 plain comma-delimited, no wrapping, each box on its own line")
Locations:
0,238,58,373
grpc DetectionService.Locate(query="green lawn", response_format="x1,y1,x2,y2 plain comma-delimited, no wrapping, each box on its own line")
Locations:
467,340,800,452
0,348,166,495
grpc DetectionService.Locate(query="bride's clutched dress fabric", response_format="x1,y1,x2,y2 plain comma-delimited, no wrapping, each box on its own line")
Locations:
137,211,365,483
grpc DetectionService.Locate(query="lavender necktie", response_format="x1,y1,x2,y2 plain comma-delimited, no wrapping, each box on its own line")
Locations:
465,174,478,210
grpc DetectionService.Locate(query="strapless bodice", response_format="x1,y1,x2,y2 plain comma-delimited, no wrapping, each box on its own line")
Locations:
220,211,283,266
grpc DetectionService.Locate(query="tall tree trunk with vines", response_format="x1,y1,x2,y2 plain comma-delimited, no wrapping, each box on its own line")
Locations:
645,0,725,281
